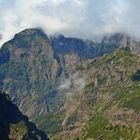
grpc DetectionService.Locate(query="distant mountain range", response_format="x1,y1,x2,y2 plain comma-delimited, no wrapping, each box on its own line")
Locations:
0,28,140,139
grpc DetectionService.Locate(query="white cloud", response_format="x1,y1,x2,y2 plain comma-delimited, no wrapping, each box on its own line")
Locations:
58,72,85,95
0,0,140,46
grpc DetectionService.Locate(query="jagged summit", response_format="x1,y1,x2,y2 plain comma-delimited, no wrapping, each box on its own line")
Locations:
2,28,139,59
3,28,49,48
15,28,48,38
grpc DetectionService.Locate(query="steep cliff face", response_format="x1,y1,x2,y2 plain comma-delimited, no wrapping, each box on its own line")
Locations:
0,90,48,140
0,30,68,138
0,28,62,115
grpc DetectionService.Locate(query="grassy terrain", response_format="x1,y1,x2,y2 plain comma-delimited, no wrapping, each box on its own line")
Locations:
82,114,135,140
79,48,140,140
9,122,28,139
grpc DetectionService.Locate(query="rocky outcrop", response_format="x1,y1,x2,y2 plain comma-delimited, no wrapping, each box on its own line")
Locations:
50,33,123,60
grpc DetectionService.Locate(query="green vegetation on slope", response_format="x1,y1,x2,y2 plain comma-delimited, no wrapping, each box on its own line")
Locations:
82,114,135,140
78,48,140,140
9,121,28,140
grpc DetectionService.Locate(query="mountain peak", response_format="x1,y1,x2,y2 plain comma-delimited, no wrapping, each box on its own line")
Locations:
17,28,47,37
14,28,49,41
118,34,140,55
119,34,131,48
4,28,49,49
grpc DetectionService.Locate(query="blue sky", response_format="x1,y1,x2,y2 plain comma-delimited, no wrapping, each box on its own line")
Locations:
0,0,140,46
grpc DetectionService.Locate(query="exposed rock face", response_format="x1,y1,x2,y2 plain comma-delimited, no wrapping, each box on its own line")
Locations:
50,33,123,60
0,29,68,136
0,90,48,140
0,29,61,116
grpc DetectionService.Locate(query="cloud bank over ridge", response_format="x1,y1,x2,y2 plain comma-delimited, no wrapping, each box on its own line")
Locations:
0,0,140,46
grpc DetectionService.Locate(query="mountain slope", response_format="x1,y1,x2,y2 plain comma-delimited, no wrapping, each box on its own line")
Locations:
60,46,140,139
0,28,125,134
0,90,48,140
0,28,62,113
1,28,140,139
0,28,69,136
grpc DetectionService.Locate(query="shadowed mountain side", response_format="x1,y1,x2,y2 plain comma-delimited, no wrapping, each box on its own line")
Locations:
0,90,48,140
